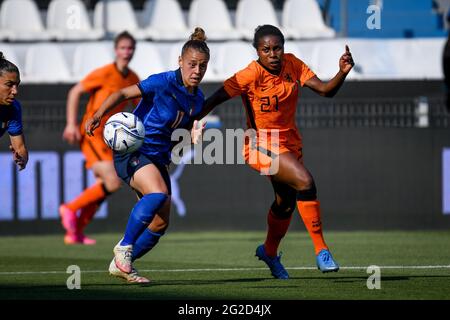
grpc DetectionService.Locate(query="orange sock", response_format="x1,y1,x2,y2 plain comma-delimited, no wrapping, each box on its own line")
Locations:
66,183,107,213
77,201,102,232
264,209,292,257
297,200,328,255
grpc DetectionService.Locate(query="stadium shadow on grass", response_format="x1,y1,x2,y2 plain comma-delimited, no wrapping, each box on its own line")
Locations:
3,274,450,300
1,232,450,299
0,277,270,290
149,278,268,286
292,275,450,282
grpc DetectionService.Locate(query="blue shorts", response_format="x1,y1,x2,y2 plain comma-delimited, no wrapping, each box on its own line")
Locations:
113,151,171,195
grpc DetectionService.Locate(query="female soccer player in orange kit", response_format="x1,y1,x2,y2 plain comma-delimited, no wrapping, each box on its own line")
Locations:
60,31,140,245
197,25,354,279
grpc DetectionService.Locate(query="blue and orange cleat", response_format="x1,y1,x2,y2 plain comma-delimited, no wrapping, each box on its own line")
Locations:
255,244,289,279
316,249,339,273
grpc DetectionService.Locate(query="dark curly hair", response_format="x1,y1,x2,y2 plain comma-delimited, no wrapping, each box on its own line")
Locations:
252,24,285,49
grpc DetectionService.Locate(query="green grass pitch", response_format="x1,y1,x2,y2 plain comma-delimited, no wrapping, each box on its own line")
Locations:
0,231,449,300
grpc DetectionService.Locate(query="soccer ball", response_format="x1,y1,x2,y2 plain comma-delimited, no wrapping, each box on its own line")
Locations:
103,112,145,154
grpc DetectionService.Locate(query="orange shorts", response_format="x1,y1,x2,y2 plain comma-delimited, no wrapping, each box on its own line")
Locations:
80,133,113,169
243,129,303,175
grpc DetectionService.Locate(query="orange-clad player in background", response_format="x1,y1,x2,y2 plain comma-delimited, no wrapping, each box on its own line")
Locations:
197,25,354,279
60,31,140,245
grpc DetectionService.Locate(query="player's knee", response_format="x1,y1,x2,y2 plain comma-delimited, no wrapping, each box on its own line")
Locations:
104,177,121,193
139,184,169,196
291,174,314,191
271,199,295,219
149,216,169,233
150,223,169,233
296,183,317,201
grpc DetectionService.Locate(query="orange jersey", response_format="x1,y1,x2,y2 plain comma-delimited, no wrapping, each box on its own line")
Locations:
79,63,139,168
80,63,140,135
223,53,315,131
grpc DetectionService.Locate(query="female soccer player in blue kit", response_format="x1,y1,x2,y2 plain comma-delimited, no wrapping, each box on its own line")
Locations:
0,52,28,170
85,28,209,283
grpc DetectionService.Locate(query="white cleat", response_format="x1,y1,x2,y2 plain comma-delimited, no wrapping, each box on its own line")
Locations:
113,240,133,274
109,258,150,284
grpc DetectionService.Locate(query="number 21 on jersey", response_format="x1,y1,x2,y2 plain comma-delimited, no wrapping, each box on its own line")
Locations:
260,95,279,112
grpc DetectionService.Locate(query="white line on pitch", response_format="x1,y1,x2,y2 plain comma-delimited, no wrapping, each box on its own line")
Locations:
0,265,449,275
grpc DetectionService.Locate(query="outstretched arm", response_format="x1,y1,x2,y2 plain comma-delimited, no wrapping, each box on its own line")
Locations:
9,134,28,171
195,86,231,121
85,84,142,136
304,45,354,98
187,86,231,144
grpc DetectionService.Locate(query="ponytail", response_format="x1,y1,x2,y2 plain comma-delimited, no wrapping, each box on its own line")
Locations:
181,27,210,59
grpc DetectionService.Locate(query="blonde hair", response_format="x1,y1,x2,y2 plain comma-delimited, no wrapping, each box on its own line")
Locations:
190,27,207,42
181,27,209,58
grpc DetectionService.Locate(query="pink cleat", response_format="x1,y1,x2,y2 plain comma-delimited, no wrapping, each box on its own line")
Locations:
63,232,96,245
64,233,79,245
59,205,77,234
79,234,97,245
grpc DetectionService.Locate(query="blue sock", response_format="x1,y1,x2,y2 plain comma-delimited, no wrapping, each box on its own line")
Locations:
132,228,164,261
120,193,167,246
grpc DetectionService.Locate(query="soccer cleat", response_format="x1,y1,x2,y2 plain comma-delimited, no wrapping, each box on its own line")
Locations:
255,244,289,279
64,233,79,245
78,234,97,245
109,258,150,283
63,233,97,245
59,205,77,234
316,249,340,273
113,240,133,274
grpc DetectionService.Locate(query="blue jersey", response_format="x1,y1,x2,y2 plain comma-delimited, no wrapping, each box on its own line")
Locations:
134,69,205,165
0,99,23,138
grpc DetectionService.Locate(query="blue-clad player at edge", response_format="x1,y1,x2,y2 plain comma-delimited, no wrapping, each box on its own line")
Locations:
85,28,209,283
0,52,28,171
